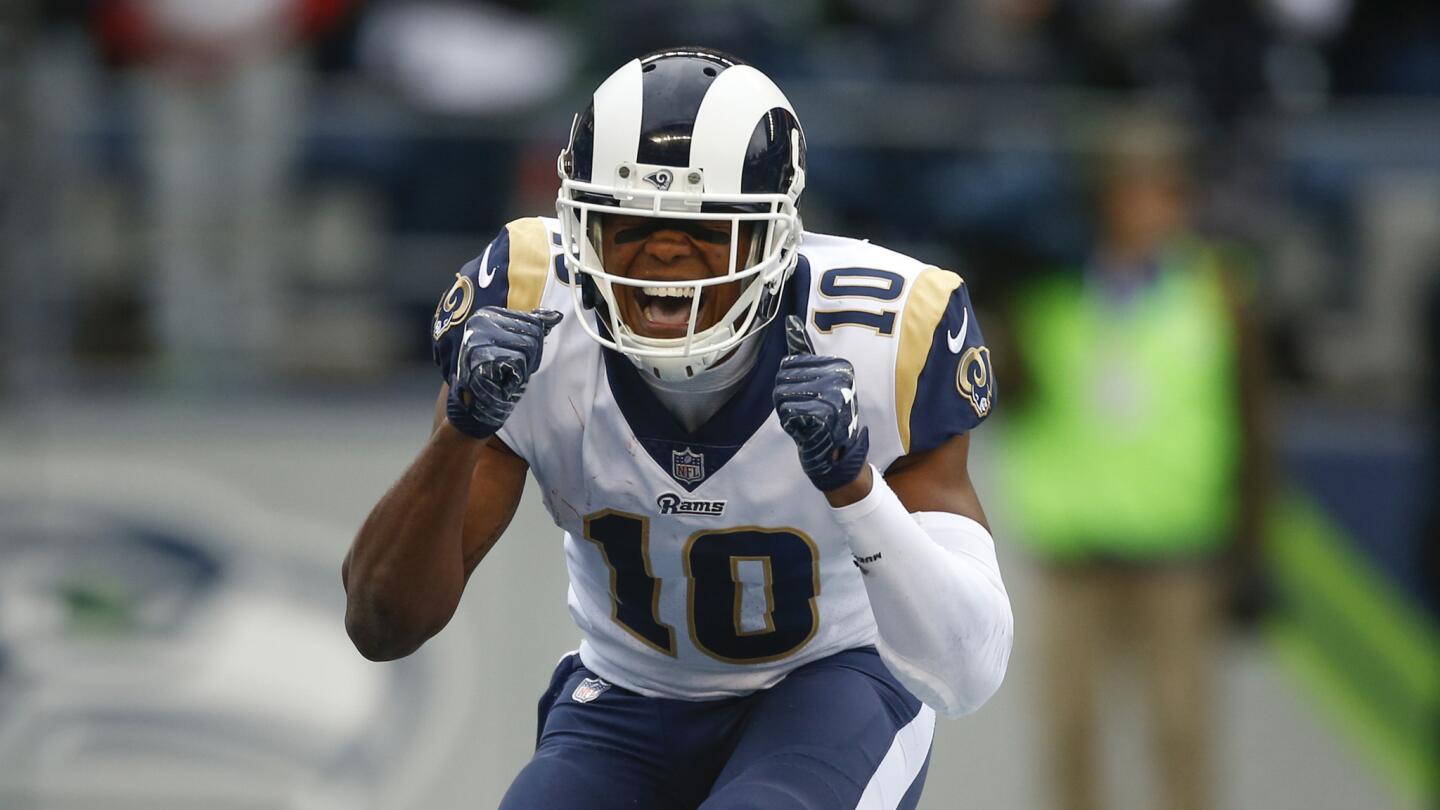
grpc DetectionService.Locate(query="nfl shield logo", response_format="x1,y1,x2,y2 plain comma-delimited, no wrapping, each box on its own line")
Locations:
671,448,705,485
572,677,610,704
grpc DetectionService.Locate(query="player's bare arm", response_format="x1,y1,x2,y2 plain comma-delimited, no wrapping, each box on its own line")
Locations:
344,306,560,661
429,385,531,573
343,396,526,661
881,433,989,524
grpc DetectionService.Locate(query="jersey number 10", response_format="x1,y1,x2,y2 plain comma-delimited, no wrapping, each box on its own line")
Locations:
583,511,821,665
812,267,906,335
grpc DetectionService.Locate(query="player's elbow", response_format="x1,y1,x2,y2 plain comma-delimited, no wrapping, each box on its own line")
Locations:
344,597,438,662
885,585,1014,718
347,614,428,662
940,612,1014,717
920,633,1013,719
350,636,410,663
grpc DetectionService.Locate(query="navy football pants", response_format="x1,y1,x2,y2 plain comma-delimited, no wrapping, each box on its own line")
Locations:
497,647,934,810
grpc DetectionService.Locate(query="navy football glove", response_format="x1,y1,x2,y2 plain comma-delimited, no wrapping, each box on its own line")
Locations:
774,315,870,492
446,306,563,440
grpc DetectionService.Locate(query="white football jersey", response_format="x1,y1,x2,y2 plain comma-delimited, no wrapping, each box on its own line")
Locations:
432,217,994,699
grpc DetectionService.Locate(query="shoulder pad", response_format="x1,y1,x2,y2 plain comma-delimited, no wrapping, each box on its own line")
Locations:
894,268,995,455
431,217,556,382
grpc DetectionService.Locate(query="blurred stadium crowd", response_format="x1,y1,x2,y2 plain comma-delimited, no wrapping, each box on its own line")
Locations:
0,1,1436,808
3,0,1437,389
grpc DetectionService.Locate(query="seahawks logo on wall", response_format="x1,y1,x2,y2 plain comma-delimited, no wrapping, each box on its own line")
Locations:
956,345,993,418
432,273,475,340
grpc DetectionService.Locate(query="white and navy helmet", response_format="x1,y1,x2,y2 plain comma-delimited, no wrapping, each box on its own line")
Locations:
556,47,807,380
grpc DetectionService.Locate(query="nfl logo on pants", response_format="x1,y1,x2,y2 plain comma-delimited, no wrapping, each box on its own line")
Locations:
572,677,610,704
671,448,705,485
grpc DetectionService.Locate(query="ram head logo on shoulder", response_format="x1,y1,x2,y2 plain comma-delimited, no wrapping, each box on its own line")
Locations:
432,273,475,340
956,345,994,418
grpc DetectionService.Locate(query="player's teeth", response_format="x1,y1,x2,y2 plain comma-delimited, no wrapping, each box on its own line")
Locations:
647,287,695,298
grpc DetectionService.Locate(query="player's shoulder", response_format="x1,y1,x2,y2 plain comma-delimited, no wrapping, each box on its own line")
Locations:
797,230,935,281
431,216,571,378
431,217,565,340
794,229,968,346
794,230,993,457
797,230,964,314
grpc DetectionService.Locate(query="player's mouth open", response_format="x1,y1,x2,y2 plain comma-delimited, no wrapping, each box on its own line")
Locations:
636,286,702,332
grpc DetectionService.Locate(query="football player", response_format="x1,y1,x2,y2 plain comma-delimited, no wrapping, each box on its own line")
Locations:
343,47,1013,810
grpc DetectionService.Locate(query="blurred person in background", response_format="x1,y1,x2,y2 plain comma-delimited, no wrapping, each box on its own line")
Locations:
996,111,1268,810
1427,273,1440,619
94,0,350,378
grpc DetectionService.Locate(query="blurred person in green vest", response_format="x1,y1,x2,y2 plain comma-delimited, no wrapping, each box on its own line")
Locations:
996,111,1268,810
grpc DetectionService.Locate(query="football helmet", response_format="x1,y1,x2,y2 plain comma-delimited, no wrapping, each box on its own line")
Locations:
556,48,807,380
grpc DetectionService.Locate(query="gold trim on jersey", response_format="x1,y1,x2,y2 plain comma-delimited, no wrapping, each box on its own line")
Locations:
683,526,821,665
895,267,963,453
505,217,552,312
581,509,678,657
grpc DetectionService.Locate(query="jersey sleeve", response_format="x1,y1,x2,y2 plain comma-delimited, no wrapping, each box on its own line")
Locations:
431,217,555,384
893,269,995,456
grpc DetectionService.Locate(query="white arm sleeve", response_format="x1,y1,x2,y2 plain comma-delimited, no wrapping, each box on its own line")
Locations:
832,466,1013,717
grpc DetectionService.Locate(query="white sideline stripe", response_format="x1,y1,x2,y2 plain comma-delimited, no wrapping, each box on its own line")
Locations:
591,59,643,180
854,704,936,809
689,65,796,195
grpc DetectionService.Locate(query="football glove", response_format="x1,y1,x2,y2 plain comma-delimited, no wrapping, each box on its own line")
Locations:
774,315,870,492
446,306,563,440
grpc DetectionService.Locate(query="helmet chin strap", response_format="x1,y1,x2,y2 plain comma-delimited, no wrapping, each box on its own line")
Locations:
634,320,767,388
624,321,736,381
634,352,718,383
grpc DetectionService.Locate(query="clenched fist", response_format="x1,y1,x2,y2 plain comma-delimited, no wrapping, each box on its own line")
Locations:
447,306,563,439
773,315,870,492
